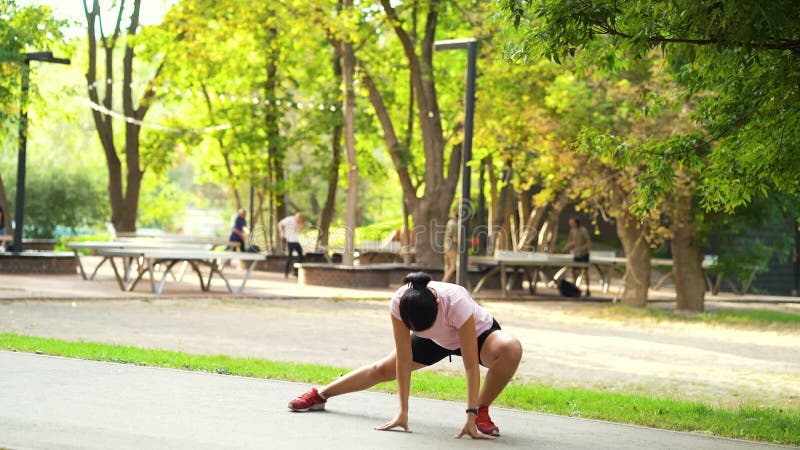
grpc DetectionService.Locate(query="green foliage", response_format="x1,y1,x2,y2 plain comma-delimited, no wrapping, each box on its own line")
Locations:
502,0,800,213
700,193,800,286
2,332,798,445
137,170,191,232
2,153,109,238
54,233,113,252
0,1,66,130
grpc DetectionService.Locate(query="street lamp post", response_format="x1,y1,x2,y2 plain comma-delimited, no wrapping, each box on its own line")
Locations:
12,51,70,253
434,38,477,288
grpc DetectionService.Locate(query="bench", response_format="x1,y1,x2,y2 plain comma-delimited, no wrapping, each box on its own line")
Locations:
95,248,266,295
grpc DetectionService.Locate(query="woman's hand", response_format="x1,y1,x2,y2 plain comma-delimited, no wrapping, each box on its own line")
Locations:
454,420,494,440
375,410,410,432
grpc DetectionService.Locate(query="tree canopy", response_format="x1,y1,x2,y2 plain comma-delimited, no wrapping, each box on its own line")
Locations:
503,0,800,213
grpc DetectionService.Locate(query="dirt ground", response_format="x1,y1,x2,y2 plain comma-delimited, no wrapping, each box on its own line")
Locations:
1,296,798,409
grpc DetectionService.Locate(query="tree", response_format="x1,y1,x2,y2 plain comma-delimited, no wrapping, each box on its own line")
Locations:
0,0,65,236
355,0,462,267
502,0,800,310
339,0,359,265
82,0,166,233
158,0,351,251
502,0,800,211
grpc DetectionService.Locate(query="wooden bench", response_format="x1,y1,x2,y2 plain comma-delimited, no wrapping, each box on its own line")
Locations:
95,248,266,295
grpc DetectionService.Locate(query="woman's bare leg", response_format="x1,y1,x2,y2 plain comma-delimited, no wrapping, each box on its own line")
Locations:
320,351,426,398
477,331,523,406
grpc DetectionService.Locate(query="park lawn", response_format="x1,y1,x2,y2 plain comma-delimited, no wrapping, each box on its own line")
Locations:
579,304,800,329
1,333,797,446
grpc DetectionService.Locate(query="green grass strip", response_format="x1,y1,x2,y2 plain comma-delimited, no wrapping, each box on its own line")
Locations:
1,332,797,445
588,305,800,328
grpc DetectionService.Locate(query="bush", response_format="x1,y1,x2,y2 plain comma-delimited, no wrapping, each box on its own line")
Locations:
4,161,109,238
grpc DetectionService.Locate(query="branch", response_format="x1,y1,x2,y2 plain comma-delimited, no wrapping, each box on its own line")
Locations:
379,0,417,63
598,20,800,52
83,0,111,139
135,58,166,119
111,0,126,44
122,0,141,117
357,59,417,202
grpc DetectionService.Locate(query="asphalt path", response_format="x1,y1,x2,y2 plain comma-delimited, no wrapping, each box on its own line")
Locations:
0,351,792,450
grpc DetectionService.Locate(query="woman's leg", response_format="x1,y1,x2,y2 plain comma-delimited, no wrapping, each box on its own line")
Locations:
477,331,523,407
320,351,426,398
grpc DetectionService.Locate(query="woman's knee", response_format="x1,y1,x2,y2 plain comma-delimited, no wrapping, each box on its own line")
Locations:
371,359,396,382
504,336,523,363
484,332,523,365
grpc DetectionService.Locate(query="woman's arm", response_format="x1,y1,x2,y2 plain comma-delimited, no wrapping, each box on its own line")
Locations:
454,315,493,439
375,315,413,432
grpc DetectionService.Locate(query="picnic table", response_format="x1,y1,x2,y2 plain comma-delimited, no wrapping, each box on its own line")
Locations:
95,248,265,295
470,251,720,297
470,251,613,297
67,241,215,281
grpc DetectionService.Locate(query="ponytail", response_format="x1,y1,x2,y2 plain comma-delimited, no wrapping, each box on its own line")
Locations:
399,272,437,331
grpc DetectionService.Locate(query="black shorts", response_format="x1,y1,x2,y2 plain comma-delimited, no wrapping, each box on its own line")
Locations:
573,254,589,262
411,319,501,367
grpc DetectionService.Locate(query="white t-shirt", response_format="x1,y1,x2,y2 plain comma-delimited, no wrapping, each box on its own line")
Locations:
278,216,300,243
389,281,494,350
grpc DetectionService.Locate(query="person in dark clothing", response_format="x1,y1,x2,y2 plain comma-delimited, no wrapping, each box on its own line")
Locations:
228,209,248,251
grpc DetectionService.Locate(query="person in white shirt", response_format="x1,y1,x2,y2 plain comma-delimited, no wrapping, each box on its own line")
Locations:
278,212,306,277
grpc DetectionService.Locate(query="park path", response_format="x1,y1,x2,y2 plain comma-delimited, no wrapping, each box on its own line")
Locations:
1,351,794,450
1,293,798,409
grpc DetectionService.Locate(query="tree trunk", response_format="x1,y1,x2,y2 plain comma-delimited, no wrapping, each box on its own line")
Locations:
671,185,706,312
0,174,10,235
341,1,358,266
263,29,285,246
363,1,459,268
616,209,650,306
317,120,341,250
84,0,156,234
539,190,569,252
411,194,453,267
518,185,549,251
316,52,343,251
490,162,513,254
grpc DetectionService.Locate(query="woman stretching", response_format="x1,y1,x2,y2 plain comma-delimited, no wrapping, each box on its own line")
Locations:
288,272,523,439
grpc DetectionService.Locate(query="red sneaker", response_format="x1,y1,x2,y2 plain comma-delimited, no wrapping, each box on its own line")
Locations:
476,405,500,436
288,387,326,412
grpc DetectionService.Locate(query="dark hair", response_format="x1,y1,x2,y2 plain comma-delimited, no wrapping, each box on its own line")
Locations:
570,217,581,226
399,272,438,331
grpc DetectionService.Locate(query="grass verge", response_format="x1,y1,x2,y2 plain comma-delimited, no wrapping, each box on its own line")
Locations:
1,332,797,445
585,305,800,328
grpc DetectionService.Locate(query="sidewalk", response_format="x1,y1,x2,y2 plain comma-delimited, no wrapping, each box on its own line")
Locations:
2,256,798,305
1,351,792,450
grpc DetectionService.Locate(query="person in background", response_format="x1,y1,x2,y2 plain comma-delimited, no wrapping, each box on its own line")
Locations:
0,206,6,252
442,207,459,283
563,216,592,296
228,209,248,251
278,212,306,277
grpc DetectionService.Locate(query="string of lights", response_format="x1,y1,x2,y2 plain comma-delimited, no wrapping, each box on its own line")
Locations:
78,97,232,134
86,79,339,112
